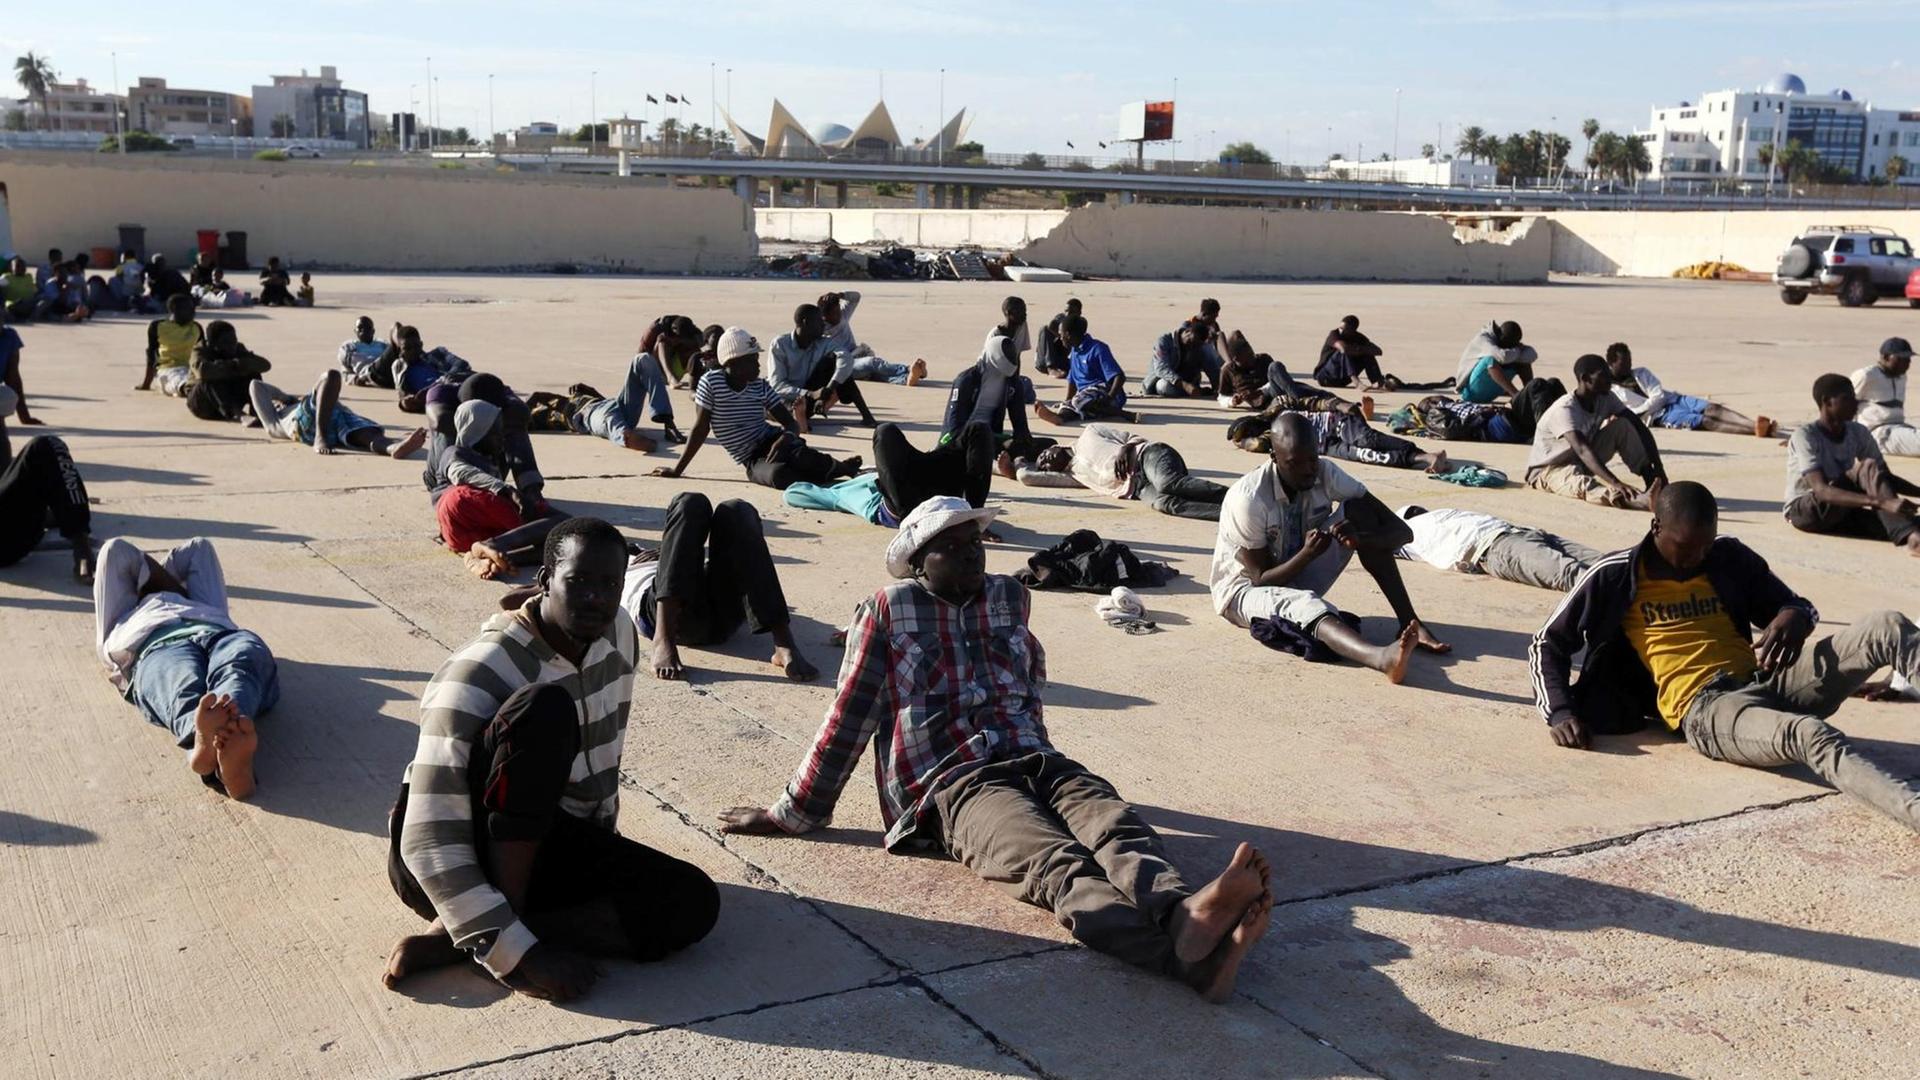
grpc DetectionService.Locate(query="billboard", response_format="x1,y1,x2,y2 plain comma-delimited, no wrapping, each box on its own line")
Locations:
1118,100,1176,142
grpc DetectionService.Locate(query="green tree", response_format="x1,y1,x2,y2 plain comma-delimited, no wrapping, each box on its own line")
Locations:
1580,118,1600,180
572,122,610,143
1218,140,1271,164
1888,154,1910,182
1020,151,1047,169
1777,139,1817,184
451,126,471,145
14,51,55,130
1455,125,1486,162
1756,141,1776,184
1419,142,1436,160
658,117,681,145
953,140,983,155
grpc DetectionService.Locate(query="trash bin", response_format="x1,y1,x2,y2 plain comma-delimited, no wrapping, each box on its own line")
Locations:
195,229,221,260
89,245,115,268
223,231,249,270
116,223,145,260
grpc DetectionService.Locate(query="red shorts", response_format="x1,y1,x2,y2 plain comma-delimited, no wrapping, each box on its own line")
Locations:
436,485,524,553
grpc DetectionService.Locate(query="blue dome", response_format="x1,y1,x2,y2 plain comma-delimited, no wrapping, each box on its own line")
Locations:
1833,89,1853,101
1766,73,1807,95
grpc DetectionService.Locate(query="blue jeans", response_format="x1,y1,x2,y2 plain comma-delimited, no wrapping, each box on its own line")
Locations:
580,352,673,443
845,356,911,384
129,628,280,746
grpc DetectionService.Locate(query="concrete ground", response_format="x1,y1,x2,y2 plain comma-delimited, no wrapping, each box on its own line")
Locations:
2,273,1917,1080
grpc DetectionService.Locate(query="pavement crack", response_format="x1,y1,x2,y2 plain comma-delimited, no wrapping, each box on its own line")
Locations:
1237,993,1388,1079
300,541,455,650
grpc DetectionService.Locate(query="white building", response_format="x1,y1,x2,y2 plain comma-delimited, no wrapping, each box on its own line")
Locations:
1322,156,1499,186
251,66,369,148
1636,73,1920,184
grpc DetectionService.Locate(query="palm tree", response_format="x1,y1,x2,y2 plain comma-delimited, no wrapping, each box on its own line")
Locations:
1580,118,1600,182
1455,125,1486,163
1756,142,1776,186
1621,135,1651,184
1888,154,1910,183
1587,132,1622,184
1419,141,1436,160
14,51,55,131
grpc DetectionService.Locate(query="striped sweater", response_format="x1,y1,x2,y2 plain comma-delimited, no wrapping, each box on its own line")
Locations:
398,601,639,978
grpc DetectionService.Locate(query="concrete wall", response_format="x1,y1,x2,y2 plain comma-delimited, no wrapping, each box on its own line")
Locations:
1542,210,1920,277
0,152,756,273
755,207,1068,250
1013,204,1550,283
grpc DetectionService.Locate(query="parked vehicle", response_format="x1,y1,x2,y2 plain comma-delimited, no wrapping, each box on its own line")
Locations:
1775,225,1919,306
282,144,324,159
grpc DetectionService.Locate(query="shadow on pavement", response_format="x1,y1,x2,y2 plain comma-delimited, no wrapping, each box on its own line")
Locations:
0,809,100,846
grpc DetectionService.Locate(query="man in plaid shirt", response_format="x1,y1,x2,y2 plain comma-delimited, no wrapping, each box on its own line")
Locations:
721,496,1275,1002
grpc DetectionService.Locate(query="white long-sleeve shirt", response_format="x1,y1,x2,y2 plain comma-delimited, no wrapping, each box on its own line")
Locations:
1608,365,1673,419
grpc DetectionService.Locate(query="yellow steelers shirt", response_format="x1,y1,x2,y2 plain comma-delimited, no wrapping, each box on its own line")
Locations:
1621,568,1757,729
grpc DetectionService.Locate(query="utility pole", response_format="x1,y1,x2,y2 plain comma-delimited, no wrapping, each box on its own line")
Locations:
426,57,434,151
1392,87,1402,162
488,74,495,149
112,51,125,154
937,68,945,161
590,71,597,153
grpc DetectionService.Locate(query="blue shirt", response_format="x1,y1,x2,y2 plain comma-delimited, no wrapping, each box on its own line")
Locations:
1459,355,1514,404
1067,337,1124,394
0,327,21,382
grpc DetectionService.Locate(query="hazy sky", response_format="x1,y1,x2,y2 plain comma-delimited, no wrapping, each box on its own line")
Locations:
11,0,1920,162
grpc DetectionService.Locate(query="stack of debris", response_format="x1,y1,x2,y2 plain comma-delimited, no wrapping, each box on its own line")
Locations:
758,241,1074,283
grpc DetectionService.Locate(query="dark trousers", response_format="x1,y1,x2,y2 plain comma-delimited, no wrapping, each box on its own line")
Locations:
646,492,790,645
427,381,546,501
1785,461,1918,546
388,683,720,962
0,436,90,565
745,433,841,490
1313,351,1384,388
873,420,993,518
1320,412,1422,469
803,354,873,421
185,376,252,422
1136,442,1227,520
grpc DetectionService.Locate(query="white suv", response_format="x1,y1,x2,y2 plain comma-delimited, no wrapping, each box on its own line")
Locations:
1775,226,1919,307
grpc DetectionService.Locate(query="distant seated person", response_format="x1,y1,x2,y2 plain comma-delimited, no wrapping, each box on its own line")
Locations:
338,316,389,385
0,435,94,583
248,370,428,460
145,254,191,310
770,302,878,431
137,296,205,397
1605,342,1772,437
1525,354,1665,510
93,537,278,799
637,314,706,391
1456,319,1536,404
941,300,1050,458
1036,315,1135,425
188,250,218,292
297,273,314,307
1851,337,1917,458
109,250,146,311
650,328,862,491
257,256,296,307
34,248,63,290
1142,319,1221,398
1214,331,1366,417
1313,315,1402,390
1034,297,1081,376
3,256,39,319
425,399,566,578
392,326,474,412
1229,409,1447,474
819,289,926,386
1005,422,1230,521
1394,505,1602,592
183,320,273,423
1783,373,1920,556
194,268,253,309
34,264,90,323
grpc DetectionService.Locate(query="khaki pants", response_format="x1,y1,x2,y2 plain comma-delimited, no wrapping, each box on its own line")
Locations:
1870,422,1920,459
931,753,1191,972
1683,610,1920,832
1526,416,1658,505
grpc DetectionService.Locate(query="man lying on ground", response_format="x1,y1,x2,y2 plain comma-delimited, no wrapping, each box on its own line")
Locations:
1605,342,1772,437
249,370,427,460
1784,373,1920,556
0,435,93,582
1215,331,1369,417
1036,315,1136,425
1003,423,1230,521
183,321,272,423
1314,315,1403,390
1142,320,1222,398
1455,319,1536,404
1851,336,1917,458
384,517,720,1002
650,328,862,491
1525,354,1666,510
770,303,877,431
391,327,474,413
1229,409,1449,474
1399,396,1526,443
719,496,1274,1002
1394,505,1602,592
526,350,681,451
1212,414,1451,682
819,290,927,386
93,537,277,799
137,296,204,397
339,316,389,386
1532,480,1920,832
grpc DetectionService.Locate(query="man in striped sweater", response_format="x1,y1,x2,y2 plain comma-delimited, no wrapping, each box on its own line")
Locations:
382,517,719,1001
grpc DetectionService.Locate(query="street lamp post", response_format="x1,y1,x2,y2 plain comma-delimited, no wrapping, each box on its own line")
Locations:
590,71,597,153
230,117,237,159
488,74,495,149
426,57,434,151
937,68,945,162
408,85,417,151
1392,87,1402,162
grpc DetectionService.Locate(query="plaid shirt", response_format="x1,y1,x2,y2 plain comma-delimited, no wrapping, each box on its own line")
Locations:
770,575,1051,849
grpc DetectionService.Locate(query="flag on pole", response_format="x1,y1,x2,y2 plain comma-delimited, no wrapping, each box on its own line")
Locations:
679,94,692,105
665,94,679,104
646,94,659,104
1066,141,1075,149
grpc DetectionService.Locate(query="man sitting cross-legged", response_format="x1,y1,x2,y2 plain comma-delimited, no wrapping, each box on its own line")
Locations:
1532,481,1920,832
93,537,278,799
1525,354,1666,510
249,370,428,459
1036,315,1136,425
1393,505,1603,592
1004,423,1230,521
1213,413,1451,682
384,517,721,1002
1784,373,1920,556
719,496,1275,1002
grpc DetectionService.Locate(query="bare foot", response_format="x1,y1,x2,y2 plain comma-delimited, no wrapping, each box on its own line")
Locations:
1168,842,1270,965
215,712,259,800
1184,890,1274,1004
1755,415,1776,438
314,438,335,456
464,542,513,580
653,636,686,681
390,427,428,459
907,359,928,387
1906,533,1920,559
1359,395,1375,420
1410,619,1451,654
1380,623,1419,684
72,543,96,585
1034,402,1064,426
995,451,1018,480
622,429,658,452
772,645,818,682
1425,449,1450,474
384,923,466,990
188,692,227,777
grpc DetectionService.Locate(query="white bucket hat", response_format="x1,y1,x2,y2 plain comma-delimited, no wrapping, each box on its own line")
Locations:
717,326,760,363
885,495,1002,579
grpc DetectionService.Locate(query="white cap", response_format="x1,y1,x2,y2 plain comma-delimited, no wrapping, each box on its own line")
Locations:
717,326,760,363
884,495,1002,579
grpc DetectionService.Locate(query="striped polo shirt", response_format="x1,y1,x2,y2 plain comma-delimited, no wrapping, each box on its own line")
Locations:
693,368,781,464
396,601,638,978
